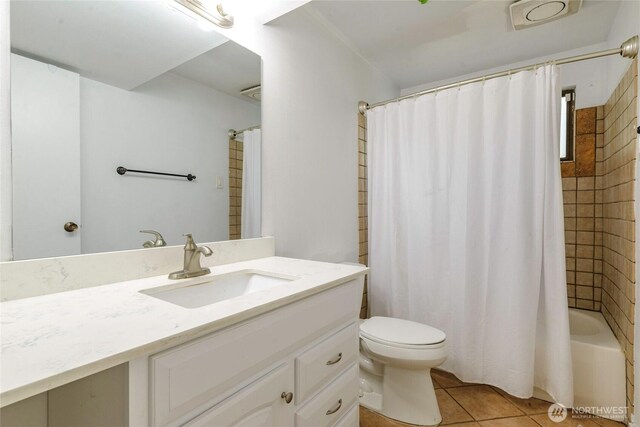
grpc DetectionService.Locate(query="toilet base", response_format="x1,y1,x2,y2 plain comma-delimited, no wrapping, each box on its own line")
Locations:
359,389,383,413
359,366,442,426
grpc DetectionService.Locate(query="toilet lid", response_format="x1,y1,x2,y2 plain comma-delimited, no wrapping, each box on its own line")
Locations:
360,316,446,346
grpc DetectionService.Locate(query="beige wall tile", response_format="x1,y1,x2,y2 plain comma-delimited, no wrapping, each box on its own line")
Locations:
563,191,576,204
576,205,594,218
357,113,369,317
576,299,594,310
599,59,637,416
564,205,576,217
577,190,594,204
575,244,594,259
577,176,595,190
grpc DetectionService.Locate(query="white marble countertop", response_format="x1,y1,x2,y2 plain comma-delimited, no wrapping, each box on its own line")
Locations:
0,256,367,407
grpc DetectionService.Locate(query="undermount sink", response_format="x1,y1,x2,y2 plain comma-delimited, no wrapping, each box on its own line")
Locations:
140,270,297,309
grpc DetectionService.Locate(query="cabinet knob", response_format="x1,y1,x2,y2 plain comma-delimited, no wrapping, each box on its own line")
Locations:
64,222,78,232
280,391,293,404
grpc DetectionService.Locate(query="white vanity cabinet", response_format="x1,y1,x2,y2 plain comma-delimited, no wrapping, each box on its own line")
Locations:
130,277,363,427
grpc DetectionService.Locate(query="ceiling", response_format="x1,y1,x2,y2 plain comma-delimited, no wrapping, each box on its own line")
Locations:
234,0,312,24
171,41,261,104
10,0,231,90
309,0,622,90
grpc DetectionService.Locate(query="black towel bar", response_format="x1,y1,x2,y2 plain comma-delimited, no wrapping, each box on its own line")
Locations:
116,166,196,181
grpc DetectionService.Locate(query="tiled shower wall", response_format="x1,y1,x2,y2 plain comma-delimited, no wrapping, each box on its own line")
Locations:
561,107,601,310
562,61,637,415
600,59,637,413
229,138,243,240
358,111,368,319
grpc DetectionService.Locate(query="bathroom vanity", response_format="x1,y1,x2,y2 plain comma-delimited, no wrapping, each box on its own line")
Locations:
0,250,366,426
134,277,361,426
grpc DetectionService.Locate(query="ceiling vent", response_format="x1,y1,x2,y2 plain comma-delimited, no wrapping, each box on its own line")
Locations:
510,0,582,30
240,85,261,101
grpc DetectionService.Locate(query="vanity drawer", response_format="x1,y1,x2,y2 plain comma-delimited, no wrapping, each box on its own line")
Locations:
333,404,358,427
295,322,358,403
150,281,359,427
295,364,359,427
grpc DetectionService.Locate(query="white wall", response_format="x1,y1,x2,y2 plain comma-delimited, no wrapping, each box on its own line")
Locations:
260,10,398,262
211,6,399,262
80,72,260,253
400,42,613,110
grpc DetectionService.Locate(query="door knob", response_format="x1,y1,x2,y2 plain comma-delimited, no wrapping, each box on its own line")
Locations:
281,392,293,404
64,222,78,232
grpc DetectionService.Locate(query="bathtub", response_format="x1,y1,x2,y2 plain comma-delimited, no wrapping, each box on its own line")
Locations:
534,308,627,421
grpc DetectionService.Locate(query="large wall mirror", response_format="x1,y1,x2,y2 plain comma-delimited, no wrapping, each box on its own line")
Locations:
9,0,262,261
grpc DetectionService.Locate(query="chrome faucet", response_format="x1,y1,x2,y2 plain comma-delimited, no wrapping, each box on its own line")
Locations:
168,234,213,279
140,230,167,248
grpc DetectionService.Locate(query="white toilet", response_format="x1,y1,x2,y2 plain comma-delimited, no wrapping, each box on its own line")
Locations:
359,316,447,426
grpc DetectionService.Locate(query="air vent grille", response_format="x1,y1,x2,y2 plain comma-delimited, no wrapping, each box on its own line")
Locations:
240,85,261,101
510,0,582,30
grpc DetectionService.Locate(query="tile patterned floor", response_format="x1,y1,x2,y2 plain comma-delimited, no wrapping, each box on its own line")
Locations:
359,369,625,427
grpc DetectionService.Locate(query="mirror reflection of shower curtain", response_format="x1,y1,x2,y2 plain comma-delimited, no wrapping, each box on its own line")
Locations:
367,65,573,407
241,129,261,239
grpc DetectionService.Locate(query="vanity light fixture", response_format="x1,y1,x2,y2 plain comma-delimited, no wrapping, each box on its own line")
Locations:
170,0,234,29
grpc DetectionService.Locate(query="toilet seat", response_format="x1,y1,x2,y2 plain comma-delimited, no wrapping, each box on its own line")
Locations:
360,316,446,348
360,335,447,368
362,335,446,350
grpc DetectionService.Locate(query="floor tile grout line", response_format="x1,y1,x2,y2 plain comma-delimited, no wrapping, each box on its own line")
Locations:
488,385,551,416
528,415,547,427
443,384,525,421
439,387,474,424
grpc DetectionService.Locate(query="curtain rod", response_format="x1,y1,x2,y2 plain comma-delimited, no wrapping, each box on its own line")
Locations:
228,126,261,138
359,35,638,114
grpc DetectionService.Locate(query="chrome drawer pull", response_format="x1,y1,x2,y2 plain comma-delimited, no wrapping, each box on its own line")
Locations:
326,398,342,415
326,352,342,365
281,392,293,404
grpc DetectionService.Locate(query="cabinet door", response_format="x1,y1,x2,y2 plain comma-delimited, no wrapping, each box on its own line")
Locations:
184,364,294,427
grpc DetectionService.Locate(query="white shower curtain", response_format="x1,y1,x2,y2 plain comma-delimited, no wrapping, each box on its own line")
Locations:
368,65,573,406
241,129,261,239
